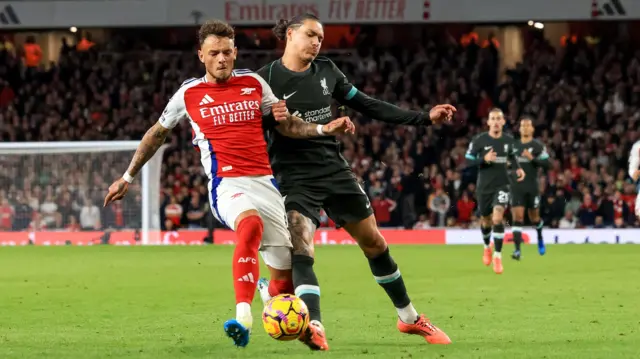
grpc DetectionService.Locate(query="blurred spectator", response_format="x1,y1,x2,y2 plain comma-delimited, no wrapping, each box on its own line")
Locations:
413,214,431,229
558,210,577,229
1,28,639,231
0,197,14,230
185,193,206,229
428,188,450,227
372,193,396,227
80,199,101,230
164,196,183,230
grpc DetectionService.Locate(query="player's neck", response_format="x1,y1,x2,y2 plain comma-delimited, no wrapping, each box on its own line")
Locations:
489,131,502,139
521,136,533,143
281,52,311,72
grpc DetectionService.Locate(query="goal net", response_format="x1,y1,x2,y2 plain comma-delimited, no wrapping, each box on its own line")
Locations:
0,141,167,245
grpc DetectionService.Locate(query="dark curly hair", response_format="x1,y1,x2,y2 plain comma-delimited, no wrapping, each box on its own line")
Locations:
272,13,320,41
198,19,235,46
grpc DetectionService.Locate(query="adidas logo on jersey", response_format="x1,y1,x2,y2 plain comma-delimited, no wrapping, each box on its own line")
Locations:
199,94,214,106
238,273,255,283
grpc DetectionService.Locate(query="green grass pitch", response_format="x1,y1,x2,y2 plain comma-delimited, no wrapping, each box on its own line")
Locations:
1,245,639,359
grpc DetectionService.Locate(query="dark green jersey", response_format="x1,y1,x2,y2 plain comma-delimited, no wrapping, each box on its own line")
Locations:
512,138,550,190
466,132,521,193
257,57,428,181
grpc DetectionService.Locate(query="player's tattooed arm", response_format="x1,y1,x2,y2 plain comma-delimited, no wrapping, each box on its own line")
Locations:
126,121,170,177
275,113,322,138
287,210,317,257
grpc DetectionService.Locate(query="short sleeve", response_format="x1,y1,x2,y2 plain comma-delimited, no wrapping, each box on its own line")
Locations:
249,73,279,116
159,86,188,129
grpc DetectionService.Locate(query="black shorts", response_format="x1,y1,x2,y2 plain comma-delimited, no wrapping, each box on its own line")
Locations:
511,188,541,210
477,186,511,217
277,170,373,228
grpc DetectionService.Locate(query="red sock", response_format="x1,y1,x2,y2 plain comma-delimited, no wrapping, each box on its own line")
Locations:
268,278,294,297
233,215,263,304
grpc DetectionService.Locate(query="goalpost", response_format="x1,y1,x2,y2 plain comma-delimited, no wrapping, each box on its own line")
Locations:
0,141,168,245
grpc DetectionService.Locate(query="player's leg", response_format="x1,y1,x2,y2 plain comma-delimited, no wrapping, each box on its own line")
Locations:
326,181,450,345
210,178,263,347
528,202,545,255
254,178,329,351
510,191,526,260
480,215,493,265
478,192,494,266
252,177,295,302
490,188,510,274
259,248,294,302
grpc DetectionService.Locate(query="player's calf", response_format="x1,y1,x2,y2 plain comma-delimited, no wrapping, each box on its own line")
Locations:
512,221,524,260
232,213,263,329
287,210,323,323
344,215,420,324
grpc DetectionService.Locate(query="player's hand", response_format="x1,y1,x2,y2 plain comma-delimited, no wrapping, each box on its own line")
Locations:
322,117,355,135
272,100,289,122
483,148,497,163
104,178,129,207
522,149,534,161
428,104,457,124
516,168,526,182
633,169,640,182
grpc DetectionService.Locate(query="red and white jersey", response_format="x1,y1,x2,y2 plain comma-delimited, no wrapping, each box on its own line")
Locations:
159,69,279,178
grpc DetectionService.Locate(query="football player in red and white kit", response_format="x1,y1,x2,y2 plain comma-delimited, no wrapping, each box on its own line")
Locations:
103,20,354,348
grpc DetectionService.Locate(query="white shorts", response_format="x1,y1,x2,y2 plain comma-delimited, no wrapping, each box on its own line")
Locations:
208,175,292,270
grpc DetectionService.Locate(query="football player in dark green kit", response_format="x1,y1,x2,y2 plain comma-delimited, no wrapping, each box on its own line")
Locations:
510,115,550,259
255,13,455,350
465,108,525,274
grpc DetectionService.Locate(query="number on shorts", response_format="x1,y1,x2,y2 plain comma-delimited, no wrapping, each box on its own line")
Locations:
498,191,510,204
534,196,540,208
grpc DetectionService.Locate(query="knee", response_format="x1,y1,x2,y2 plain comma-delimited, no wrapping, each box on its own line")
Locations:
481,217,492,228
492,213,504,226
237,214,264,247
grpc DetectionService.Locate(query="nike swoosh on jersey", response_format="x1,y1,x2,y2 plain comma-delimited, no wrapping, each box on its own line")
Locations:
283,91,297,100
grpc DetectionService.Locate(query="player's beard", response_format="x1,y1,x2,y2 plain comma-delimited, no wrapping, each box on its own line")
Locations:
210,69,232,83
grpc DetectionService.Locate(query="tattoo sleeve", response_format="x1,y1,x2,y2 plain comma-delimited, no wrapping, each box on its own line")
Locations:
287,210,317,257
275,113,323,139
126,121,171,177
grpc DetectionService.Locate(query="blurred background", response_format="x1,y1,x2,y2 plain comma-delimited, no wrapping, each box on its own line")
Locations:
0,0,639,243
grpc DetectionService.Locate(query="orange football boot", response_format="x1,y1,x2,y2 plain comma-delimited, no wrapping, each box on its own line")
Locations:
299,320,329,351
397,314,452,344
493,256,503,274
483,246,493,266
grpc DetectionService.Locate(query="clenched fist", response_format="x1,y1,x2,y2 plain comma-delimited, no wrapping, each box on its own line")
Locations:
272,100,289,122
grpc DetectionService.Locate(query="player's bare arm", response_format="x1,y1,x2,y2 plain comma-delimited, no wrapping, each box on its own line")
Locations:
104,121,170,206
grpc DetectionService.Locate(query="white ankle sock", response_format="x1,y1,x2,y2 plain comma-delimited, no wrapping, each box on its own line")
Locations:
493,252,502,259
236,302,252,328
397,303,419,324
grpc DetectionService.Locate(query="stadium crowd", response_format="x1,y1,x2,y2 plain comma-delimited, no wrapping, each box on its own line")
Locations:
0,29,639,233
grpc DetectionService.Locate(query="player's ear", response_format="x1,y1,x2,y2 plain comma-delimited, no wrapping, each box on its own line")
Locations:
233,47,238,60
197,49,205,64
286,27,294,42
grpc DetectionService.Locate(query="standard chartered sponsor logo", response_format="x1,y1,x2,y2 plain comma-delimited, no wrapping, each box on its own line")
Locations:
300,106,332,123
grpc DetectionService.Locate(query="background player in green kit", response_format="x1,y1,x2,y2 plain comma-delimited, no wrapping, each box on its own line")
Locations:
510,116,550,259
255,14,455,350
465,108,525,274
